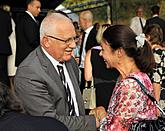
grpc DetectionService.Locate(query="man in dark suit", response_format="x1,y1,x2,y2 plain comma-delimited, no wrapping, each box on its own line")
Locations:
79,10,98,93
0,7,12,86
144,5,165,42
15,0,41,66
14,13,97,131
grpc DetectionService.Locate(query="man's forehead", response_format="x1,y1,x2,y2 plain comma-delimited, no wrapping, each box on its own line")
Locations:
137,8,143,12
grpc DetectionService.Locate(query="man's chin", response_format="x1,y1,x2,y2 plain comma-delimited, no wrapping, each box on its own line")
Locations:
63,55,72,61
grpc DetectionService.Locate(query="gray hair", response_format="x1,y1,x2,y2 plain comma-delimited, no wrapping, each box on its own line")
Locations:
80,10,93,22
40,13,72,41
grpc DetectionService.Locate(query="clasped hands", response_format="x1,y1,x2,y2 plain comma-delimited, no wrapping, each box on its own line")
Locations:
89,106,107,128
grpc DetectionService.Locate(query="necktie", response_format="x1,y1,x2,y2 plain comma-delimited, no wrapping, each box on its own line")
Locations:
57,65,75,116
139,17,144,32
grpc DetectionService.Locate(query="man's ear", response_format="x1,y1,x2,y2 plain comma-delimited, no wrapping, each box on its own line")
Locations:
27,4,32,11
42,36,50,48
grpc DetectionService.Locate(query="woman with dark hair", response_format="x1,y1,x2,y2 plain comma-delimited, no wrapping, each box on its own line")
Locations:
144,24,165,111
0,82,69,131
89,25,157,130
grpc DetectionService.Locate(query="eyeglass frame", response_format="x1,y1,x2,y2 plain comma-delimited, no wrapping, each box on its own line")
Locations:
46,35,79,44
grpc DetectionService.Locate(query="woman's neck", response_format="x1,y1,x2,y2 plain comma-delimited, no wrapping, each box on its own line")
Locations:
117,62,140,80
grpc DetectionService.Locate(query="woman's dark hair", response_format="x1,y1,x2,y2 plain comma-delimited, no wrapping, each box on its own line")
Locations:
144,24,164,47
0,82,24,117
102,25,155,73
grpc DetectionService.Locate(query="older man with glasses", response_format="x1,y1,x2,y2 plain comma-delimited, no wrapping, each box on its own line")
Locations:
14,13,97,131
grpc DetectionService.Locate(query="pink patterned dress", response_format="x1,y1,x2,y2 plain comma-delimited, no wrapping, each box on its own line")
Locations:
100,72,157,131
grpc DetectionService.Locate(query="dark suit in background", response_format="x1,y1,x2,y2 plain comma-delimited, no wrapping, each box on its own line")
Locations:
15,12,39,66
145,16,165,42
79,26,98,93
79,27,98,55
78,10,99,94
144,5,165,42
0,9,12,86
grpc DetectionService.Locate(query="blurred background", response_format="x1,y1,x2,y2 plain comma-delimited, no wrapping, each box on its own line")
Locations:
0,0,165,25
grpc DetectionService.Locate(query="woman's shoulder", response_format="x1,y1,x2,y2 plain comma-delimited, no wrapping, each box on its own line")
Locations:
153,48,165,64
118,72,151,89
120,72,149,83
129,72,150,79
127,72,153,91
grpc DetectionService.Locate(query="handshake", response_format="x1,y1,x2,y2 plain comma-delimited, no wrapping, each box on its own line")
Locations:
89,106,108,128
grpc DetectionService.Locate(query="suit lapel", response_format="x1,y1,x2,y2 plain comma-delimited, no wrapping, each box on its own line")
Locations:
37,47,85,114
36,47,66,94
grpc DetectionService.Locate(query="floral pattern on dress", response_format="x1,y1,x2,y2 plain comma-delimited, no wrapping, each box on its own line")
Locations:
152,48,165,85
152,48,165,109
100,72,157,131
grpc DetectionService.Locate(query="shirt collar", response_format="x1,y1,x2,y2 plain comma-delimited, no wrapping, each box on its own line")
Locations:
84,26,93,34
152,14,159,17
41,47,60,67
25,11,36,22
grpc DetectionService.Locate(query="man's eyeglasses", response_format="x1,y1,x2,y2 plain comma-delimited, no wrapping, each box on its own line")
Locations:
46,35,79,44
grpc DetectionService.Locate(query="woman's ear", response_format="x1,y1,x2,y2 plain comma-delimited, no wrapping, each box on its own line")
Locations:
146,35,150,41
117,48,124,58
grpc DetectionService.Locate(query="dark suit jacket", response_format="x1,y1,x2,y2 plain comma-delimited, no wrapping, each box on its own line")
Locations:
0,9,12,55
145,16,165,42
0,112,69,131
79,27,98,65
15,12,39,66
14,46,96,131
85,27,98,52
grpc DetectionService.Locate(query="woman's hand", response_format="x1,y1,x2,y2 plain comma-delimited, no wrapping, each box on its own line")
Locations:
89,106,107,128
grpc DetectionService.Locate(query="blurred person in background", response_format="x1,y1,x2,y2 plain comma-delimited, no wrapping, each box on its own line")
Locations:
15,0,41,66
0,5,12,86
130,6,146,35
73,21,82,64
144,24,165,111
2,5,17,89
84,24,119,110
144,5,165,42
79,10,99,93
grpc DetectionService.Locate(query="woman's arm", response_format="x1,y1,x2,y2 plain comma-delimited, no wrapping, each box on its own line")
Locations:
84,49,93,81
153,83,161,102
